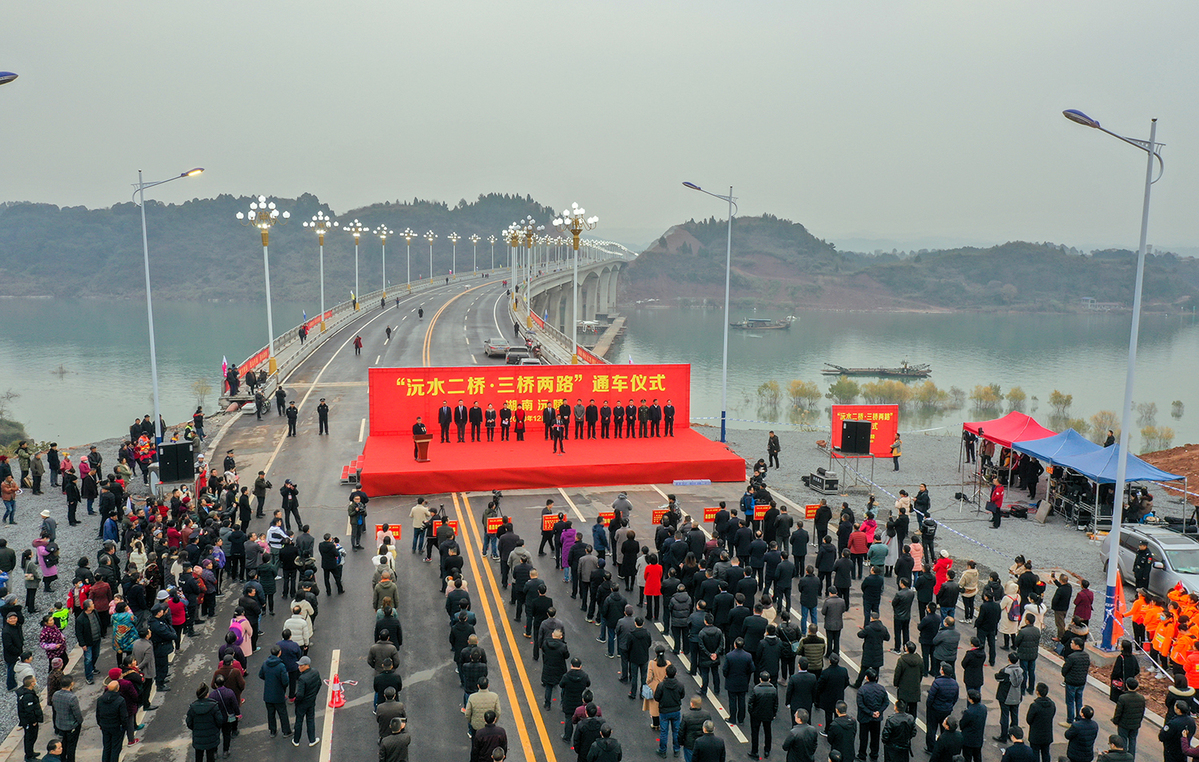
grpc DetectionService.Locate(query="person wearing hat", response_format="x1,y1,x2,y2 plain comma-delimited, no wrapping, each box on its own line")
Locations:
40,510,56,543
286,402,299,437
292,655,322,747
317,398,329,436
223,451,236,474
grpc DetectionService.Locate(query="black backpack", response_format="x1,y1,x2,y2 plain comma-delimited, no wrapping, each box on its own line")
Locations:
44,543,60,568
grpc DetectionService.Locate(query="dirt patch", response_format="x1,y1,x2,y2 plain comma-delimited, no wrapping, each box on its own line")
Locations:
1142,443,1199,509
1089,661,1172,717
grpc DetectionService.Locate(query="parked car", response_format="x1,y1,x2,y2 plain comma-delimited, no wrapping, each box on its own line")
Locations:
483,338,509,357
504,347,531,364
1101,524,1199,597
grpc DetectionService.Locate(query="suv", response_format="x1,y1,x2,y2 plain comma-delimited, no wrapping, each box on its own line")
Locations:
1101,524,1199,597
504,346,531,364
483,338,509,358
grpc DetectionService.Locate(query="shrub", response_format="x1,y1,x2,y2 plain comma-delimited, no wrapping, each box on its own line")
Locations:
757,380,781,406
1048,390,1073,415
826,376,860,404
1090,411,1119,444
970,384,1002,411
788,380,822,409
1005,387,1026,411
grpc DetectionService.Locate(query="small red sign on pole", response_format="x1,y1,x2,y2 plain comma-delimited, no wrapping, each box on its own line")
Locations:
485,517,503,534
703,507,719,523
431,519,459,536
652,508,670,525
374,524,403,541
597,510,615,522
542,514,557,532
805,504,820,520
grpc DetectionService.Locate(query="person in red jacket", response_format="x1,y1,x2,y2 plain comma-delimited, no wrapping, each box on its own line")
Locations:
933,552,953,595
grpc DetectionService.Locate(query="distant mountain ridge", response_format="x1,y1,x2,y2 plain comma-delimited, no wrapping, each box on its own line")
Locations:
0,192,554,301
622,214,1199,312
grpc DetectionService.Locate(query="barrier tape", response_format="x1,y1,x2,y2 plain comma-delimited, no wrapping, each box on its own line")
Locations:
689,416,950,435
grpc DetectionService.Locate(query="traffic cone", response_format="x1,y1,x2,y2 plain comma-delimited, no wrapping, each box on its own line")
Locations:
328,673,345,709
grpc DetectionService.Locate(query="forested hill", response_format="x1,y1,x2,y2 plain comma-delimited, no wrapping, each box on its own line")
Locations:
0,193,555,301
623,214,1199,312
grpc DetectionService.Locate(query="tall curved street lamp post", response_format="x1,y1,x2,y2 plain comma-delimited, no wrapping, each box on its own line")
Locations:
448,232,460,279
1063,109,1164,651
303,211,338,331
488,235,496,271
554,203,599,364
375,225,392,296
505,225,522,309
401,228,415,287
469,234,481,273
344,220,368,308
134,166,204,482
683,181,736,444
236,196,290,375
425,231,437,280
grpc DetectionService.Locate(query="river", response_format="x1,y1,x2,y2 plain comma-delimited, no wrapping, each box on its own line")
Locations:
2,298,1196,450
609,305,1199,449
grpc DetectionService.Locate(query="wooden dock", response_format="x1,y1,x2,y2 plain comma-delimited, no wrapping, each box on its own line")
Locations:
590,316,626,360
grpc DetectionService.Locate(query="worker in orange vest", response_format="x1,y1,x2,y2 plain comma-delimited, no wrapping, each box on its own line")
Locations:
1129,591,1148,645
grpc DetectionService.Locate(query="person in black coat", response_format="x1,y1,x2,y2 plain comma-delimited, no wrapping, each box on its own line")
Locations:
826,701,857,762
929,717,964,762
558,660,591,740
784,656,817,721
746,672,779,759
959,689,988,759
853,612,890,688
540,630,569,709
814,653,850,729
186,683,225,760
1025,682,1056,760
1064,705,1099,762
974,591,1001,667
962,638,986,693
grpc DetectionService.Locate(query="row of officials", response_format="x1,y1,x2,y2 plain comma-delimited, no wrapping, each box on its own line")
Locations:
433,398,677,443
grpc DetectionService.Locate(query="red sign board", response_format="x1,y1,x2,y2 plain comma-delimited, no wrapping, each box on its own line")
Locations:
485,517,503,534
542,514,558,532
597,510,615,522
805,504,820,520
652,508,670,525
431,519,459,536
368,364,692,437
374,523,403,541
703,507,719,523
830,404,900,457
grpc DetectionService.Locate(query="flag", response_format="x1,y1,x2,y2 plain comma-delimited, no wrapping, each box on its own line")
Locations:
221,356,228,378
303,310,307,323
628,355,634,364
1112,569,1128,641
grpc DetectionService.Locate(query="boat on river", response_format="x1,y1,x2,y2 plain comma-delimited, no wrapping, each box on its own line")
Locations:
730,316,795,330
821,361,931,378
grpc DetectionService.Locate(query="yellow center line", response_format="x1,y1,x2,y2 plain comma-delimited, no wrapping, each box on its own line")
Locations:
455,493,559,762
451,493,537,761
423,283,492,367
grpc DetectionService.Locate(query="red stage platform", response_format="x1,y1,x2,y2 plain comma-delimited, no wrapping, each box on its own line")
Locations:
358,429,746,495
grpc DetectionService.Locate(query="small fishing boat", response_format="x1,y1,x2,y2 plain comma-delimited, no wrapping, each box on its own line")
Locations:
821,361,932,378
730,316,795,330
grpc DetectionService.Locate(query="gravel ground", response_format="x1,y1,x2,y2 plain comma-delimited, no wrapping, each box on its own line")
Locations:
703,423,1188,644
0,413,234,737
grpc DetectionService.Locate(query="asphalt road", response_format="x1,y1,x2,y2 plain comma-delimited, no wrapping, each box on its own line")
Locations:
118,273,1145,762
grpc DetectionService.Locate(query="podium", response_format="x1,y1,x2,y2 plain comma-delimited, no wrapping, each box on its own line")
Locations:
414,433,432,463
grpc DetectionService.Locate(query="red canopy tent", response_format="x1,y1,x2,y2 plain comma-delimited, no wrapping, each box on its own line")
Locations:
963,411,1056,448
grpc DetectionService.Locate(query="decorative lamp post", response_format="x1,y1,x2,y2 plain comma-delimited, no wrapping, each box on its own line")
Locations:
553,203,599,364
235,195,290,375
448,232,460,278
375,224,392,296
133,166,204,486
303,211,338,331
1064,109,1164,650
488,235,496,271
343,219,368,307
401,228,416,287
469,233,481,272
505,224,522,306
424,230,437,280
683,181,736,444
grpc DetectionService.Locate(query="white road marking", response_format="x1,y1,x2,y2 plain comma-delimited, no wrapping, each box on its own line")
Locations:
359,418,366,442
375,354,381,364
471,355,478,364
318,648,340,762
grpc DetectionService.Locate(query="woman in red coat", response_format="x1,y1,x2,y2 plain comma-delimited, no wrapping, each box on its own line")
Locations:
643,554,664,620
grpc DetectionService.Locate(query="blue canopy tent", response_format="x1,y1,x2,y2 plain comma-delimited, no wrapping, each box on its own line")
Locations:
1012,428,1104,466
1042,442,1186,532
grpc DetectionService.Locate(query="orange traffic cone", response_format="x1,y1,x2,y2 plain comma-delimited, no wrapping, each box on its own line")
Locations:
328,673,345,709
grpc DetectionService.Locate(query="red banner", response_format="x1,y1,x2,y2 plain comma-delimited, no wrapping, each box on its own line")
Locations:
597,509,615,522
576,346,604,365
652,508,670,525
530,312,546,330
703,507,719,523
830,404,900,457
805,504,820,520
368,364,691,437
431,519,459,536
541,514,558,532
485,517,503,534
375,523,403,541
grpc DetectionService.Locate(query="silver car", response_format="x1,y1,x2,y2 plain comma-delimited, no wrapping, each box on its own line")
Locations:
1101,524,1199,598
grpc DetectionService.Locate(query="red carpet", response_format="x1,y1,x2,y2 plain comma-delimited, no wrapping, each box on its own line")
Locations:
358,428,746,495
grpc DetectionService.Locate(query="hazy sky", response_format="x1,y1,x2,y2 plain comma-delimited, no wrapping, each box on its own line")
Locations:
3,1,1197,252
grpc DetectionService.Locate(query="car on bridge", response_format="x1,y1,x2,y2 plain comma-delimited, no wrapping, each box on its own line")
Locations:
483,338,510,357
1101,524,1199,598
504,346,532,364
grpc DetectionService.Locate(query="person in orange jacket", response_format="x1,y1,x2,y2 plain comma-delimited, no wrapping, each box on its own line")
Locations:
1129,591,1148,645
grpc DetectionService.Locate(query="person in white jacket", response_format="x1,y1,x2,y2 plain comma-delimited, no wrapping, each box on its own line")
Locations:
284,606,312,651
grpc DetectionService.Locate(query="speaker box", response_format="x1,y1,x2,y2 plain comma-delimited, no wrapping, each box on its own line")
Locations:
158,441,195,483
841,419,872,455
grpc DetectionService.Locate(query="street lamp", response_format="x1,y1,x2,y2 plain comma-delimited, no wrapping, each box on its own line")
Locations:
375,224,392,296
401,227,415,286
488,235,496,271
235,195,290,375
1064,109,1164,650
448,232,460,279
469,234,481,273
133,166,204,491
303,211,338,331
554,203,599,364
683,181,736,444
344,219,369,307
425,230,437,280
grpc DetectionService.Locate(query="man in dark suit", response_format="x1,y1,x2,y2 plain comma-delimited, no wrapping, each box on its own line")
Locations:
663,399,675,437
599,401,611,439
557,401,572,440
468,402,483,442
649,399,662,437
453,400,468,442
625,399,637,438
437,401,452,443
499,403,512,441
543,404,556,440
412,417,427,460
612,401,624,439
585,400,599,439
